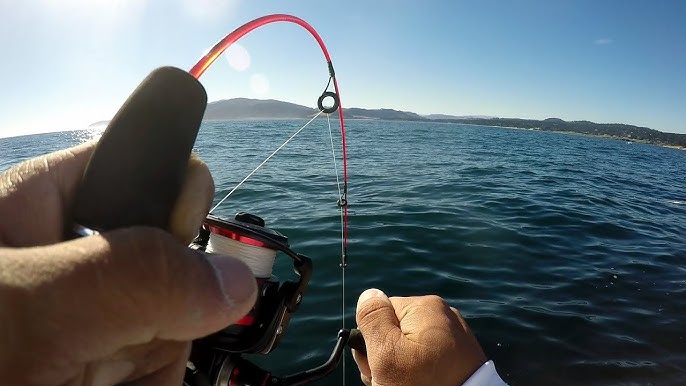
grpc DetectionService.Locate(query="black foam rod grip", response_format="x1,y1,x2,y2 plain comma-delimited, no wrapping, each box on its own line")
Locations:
71,66,207,232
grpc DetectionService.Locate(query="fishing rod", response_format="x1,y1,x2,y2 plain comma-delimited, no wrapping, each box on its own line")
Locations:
185,14,359,385
68,14,365,386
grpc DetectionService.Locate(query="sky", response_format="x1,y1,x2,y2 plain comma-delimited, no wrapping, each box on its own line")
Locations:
0,0,685,138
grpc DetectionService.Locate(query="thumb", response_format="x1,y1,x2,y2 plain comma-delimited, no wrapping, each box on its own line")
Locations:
2,226,257,366
355,288,402,357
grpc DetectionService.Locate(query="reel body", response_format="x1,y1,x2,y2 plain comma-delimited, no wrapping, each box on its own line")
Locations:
186,213,350,386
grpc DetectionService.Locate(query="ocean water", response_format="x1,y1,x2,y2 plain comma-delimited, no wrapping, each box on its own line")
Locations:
1,120,685,385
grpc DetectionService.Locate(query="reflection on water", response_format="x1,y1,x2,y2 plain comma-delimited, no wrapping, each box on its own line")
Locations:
72,126,105,143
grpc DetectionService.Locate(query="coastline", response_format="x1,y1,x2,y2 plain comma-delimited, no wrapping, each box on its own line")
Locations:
399,120,686,152
202,117,686,151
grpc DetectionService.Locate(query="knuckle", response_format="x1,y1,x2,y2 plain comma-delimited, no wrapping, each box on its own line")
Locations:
419,294,447,309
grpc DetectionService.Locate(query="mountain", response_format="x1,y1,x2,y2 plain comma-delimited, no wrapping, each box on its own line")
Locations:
203,98,428,121
204,98,316,119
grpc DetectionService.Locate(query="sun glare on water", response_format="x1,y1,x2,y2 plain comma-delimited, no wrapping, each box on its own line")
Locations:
71,126,106,143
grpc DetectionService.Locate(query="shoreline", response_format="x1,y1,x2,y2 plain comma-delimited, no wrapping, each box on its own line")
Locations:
417,120,686,151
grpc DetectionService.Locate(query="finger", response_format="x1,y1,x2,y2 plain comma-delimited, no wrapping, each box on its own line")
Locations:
355,288,402,365
2,227,257,380
356,288,398,328
0,141,97,246
168,153,214,244
351,347,371,381
0,143,212,247
0,142,214,247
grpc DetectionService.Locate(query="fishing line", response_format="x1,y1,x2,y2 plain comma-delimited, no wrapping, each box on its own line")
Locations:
326,112,346,384
209,110,324,214
206,232,276,278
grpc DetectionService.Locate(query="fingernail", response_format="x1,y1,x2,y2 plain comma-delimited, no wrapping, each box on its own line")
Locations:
205,253,257,308
91,360,135,386
357,288,387,311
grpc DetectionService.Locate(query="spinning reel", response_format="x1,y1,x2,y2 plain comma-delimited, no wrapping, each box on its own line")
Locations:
184,213,354,386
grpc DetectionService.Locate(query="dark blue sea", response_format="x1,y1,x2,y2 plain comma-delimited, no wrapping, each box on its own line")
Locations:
2,120,685,385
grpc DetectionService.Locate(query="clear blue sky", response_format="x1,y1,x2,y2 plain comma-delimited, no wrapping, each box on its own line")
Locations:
1,0,684,138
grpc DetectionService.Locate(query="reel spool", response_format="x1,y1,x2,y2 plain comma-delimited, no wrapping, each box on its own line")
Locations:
190,212,312,354
206,212,279,279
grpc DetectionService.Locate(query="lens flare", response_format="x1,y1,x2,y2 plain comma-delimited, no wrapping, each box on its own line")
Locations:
224,43,250,72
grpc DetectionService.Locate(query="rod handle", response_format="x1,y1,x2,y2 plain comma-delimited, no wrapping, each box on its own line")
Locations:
69,66,207,233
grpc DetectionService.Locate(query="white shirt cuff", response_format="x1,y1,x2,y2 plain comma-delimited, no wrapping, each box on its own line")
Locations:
461,360,508,386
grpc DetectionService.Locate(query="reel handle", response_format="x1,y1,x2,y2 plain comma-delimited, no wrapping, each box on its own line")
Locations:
186,329,352,386
348,328,367,355
69,66,206,234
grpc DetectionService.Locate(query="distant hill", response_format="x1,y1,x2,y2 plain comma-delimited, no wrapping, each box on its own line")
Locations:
438,116,686,148
204,98,316,119
203,98,428,121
